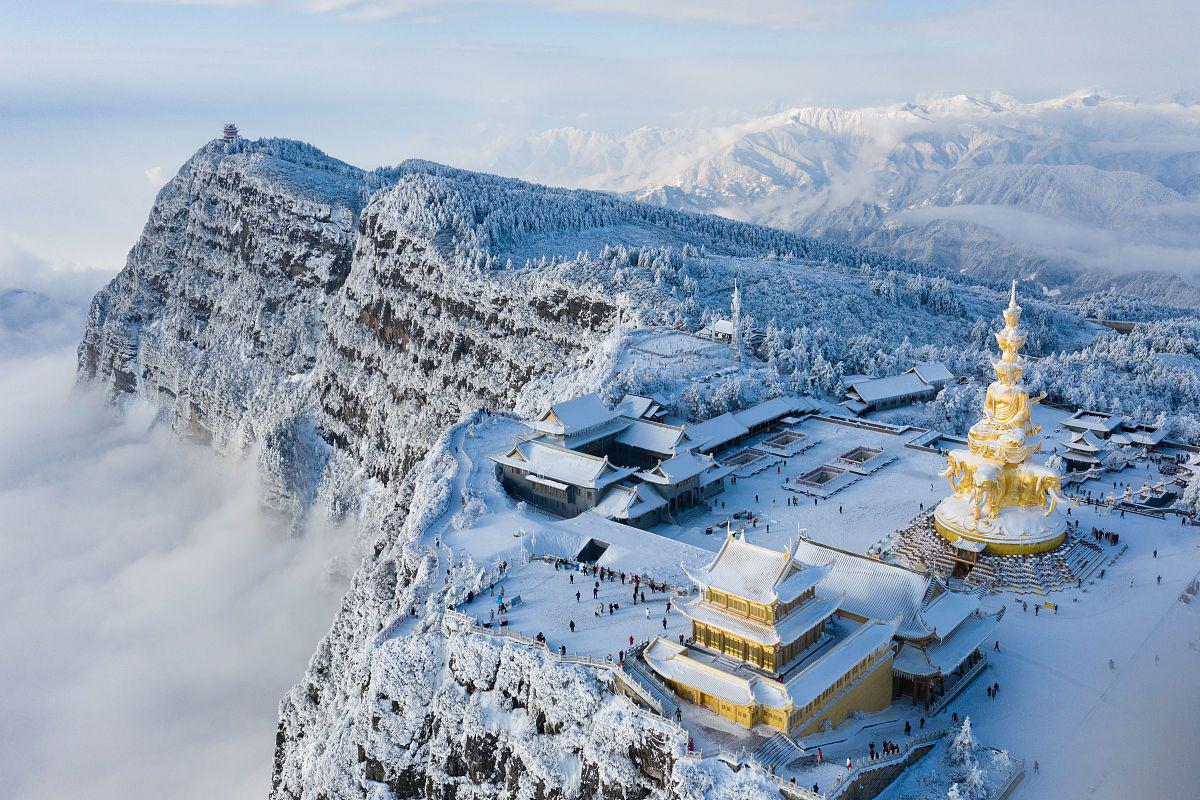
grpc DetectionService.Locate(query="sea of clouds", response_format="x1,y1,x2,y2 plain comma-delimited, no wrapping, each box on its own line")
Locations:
0,242,355,800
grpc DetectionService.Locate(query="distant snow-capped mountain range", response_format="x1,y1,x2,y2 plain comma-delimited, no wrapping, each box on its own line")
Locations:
488,90,1200,305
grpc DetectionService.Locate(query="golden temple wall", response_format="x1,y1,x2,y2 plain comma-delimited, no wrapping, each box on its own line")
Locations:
793,652,894,736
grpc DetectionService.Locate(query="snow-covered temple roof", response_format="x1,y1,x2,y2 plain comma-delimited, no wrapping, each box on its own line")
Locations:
908,361,954,386
846,372,933,405
685,396,818,452
530,393,618,436
783,618,898,710
635,450,724,486
686,412,747,452
643,638,789,708
1063,409,1125,435
615,393,668,420
892,612,999,679
789,539,978,641
918,590,979,640
593,481,667,521
490,440,635,489
682,534,831,605
614,418,694,456
1063,430,1106,453
732,395,817,429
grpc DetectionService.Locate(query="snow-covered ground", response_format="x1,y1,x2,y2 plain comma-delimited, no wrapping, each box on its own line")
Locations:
648,417,945,557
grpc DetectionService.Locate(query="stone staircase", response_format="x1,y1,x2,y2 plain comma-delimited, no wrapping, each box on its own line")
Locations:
672,502,711,526
622,647,680,720
750,732,804,772
892,518,1109,595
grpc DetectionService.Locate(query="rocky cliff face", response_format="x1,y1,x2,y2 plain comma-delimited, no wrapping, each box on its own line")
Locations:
77,137,1000,799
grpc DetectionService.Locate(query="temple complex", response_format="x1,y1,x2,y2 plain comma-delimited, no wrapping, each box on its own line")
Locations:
933,283,1070,556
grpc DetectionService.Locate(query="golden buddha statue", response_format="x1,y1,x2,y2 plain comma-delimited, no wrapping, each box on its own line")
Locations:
934,283,1069,556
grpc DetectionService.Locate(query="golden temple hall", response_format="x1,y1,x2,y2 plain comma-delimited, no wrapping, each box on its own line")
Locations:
642,534,897,735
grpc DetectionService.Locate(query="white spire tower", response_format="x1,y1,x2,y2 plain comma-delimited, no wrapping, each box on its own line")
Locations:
731,280,743,361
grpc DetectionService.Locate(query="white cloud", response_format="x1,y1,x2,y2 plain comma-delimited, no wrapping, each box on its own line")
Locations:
144,165,166,186
897,203,1200,277
0,233,115,306
130,0,876,27
0,308,356,799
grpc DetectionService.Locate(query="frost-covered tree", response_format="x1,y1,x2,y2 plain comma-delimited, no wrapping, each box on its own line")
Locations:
922,382,987,435
1178,468,1200,515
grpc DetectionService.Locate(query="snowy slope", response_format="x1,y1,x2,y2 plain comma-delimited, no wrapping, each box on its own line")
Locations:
490,91,1200,305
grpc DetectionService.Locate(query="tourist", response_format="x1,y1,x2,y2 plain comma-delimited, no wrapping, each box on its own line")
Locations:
1034,760,1040,774
569,620,575,633
994,639,1000,652
817,747,823,764
646,607,651,619
1157,575,1162,585
675,708,682,722
846,757,852,772
904,721,912,736
576,591,580,603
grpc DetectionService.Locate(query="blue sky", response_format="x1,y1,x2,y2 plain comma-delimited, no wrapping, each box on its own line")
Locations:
1,0,1195,271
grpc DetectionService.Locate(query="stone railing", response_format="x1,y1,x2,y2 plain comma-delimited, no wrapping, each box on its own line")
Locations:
992,755,1025,800
930,657,991,717
826,728,946,800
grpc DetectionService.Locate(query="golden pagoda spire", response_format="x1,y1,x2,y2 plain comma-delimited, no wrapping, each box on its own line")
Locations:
933,282,1069,555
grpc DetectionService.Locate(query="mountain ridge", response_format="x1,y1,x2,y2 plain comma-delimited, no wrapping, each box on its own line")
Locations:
488,91,1200,305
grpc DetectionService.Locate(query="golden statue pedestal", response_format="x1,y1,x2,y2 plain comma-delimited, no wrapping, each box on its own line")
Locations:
934,495,1066,556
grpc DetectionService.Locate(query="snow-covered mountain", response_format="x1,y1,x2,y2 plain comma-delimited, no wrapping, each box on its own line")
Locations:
76,136,1200,799
489,91,1200,305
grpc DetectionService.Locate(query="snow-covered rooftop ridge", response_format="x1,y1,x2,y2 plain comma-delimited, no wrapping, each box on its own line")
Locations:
1064,430,1106,452
593,481,667,520
790,538,939,639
